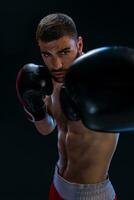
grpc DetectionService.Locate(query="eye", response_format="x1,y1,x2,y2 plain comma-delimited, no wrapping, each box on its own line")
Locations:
60,50,70,55
41,52,51,58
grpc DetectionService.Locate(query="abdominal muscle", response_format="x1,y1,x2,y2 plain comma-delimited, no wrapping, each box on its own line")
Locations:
48,83,119,184
57,120,119,184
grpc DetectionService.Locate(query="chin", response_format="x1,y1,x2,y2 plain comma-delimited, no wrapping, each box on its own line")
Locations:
53,77,64,83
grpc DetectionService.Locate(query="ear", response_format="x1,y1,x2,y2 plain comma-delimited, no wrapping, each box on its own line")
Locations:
77,36,83,53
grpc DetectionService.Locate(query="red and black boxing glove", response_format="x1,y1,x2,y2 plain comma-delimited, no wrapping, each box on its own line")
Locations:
16,63,53,122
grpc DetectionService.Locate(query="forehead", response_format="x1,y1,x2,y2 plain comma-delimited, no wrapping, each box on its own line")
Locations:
38,36,76,52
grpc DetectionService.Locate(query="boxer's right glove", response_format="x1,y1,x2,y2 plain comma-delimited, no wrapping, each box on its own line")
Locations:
16,63,53,122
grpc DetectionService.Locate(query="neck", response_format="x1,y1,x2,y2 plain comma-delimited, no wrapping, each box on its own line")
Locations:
52,79,63,89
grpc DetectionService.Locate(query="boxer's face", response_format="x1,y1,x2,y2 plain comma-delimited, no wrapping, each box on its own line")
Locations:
38,35,83,82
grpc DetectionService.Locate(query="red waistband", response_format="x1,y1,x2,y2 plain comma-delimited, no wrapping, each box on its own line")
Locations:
49,183,64,200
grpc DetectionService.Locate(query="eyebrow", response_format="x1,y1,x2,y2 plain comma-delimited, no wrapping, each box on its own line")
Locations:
58,47,71,53
41,47,71,55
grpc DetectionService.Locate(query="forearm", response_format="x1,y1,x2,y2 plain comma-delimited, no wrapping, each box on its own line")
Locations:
34,113,56,135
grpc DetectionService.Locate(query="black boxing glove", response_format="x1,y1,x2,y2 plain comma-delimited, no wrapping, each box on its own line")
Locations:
60,46,134,133
16,63,53,122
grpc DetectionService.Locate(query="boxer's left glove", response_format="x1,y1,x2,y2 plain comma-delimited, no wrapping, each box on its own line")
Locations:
60,46,134,133
16,63,53,122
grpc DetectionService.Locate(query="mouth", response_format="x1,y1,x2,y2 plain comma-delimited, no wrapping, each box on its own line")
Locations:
52,72,65,78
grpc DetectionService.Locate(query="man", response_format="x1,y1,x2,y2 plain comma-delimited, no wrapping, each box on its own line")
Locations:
16,13,119,199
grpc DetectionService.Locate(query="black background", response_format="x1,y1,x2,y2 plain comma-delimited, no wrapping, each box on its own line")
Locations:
1,0,134,199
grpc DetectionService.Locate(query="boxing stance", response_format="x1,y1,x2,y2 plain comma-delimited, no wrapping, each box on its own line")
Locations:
15,13,126,199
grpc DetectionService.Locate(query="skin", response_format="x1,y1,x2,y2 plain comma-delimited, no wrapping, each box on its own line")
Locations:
37,35,119,184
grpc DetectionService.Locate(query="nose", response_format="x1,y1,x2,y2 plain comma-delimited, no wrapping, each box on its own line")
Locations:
52,56,63,70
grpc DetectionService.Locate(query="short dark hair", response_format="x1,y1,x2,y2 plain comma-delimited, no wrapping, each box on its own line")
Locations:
36,13,78,42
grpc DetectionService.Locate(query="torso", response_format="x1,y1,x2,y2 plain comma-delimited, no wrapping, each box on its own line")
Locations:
47,83,119,184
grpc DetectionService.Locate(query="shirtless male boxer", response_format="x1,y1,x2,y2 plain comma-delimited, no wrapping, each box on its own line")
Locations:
16,13,121,199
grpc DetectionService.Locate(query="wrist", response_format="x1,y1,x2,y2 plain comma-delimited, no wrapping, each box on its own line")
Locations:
34,113,56,135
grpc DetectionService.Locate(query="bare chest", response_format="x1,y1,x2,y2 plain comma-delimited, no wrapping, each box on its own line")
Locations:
47,86,68,132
